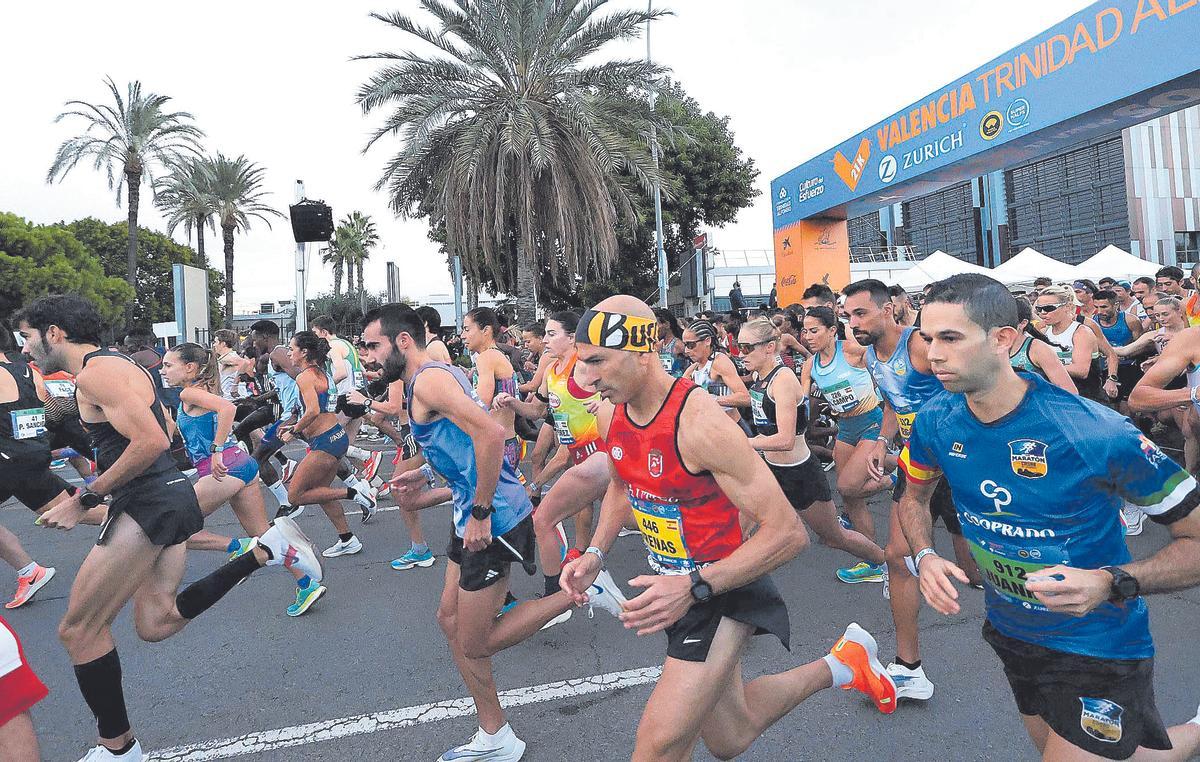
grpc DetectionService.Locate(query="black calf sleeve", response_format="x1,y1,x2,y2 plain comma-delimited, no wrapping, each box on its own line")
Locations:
74,649,131,739
175,552,261,620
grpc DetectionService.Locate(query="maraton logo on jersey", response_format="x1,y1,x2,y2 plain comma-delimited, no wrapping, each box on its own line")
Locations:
648,449,664,478
1138,435,1167,466
1008,439,1047,479
610,445,624,461
547,392,562,410
1079,698,1123,744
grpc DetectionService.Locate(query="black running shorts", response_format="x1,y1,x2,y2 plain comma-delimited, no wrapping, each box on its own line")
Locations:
447,514,535,592
768,457,832,512
0,449,70,510
665,574,790,663
983,620,1170,760
893,472,962,535
100,469,204,547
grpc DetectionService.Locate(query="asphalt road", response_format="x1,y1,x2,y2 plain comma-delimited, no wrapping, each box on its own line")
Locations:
4,453,1199,762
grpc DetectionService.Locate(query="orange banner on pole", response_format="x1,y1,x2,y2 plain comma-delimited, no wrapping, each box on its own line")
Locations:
773,218,850,307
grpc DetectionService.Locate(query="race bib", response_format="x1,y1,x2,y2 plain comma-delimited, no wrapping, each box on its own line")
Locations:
749,389,770,427
353,370,367,389
629,493,692,571
824,379,859,414
658,352,675,373
43,379,75,398
965,534,1068,611
10,408,46,440
552,411,575,446
896,411,916,440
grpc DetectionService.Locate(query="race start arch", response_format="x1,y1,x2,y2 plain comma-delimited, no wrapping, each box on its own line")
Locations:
771,0,1200,304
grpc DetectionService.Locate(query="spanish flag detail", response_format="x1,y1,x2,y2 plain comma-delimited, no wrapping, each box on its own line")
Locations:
899,445,940,485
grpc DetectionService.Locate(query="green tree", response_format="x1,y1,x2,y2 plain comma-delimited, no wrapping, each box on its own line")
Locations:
356,0,671,324
46,77,204,327
320,232,350,298
305,290,387,337
0,213,133,326
344,211,379,301
206,153,283,327
154,155,217,263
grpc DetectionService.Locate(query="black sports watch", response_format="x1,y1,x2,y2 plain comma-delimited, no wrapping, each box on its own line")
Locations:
79,490,104,509
470,504,494,521
1101,566,1140,602
689,570,714,603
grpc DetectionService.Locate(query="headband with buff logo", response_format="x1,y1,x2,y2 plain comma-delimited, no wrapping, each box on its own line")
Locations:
576,309,658,352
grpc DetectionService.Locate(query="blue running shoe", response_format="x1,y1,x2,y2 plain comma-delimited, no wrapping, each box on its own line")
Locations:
837,562,885,584
50,458,68,470
287,580,326,617
838,512,853,531
228,538,255,561
390,548,436,571
496,592,519,618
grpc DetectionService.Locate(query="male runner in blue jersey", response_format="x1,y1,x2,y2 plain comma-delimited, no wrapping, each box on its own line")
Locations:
900,273,1200,761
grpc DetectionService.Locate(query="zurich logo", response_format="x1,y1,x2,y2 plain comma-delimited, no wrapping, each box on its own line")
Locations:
878,155,897,183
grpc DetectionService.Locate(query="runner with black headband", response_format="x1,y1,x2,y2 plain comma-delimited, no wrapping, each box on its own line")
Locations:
562,295,897,762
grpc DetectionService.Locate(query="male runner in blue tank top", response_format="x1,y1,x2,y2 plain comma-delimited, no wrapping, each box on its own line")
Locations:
361,303,624,762
843,278,982,702
900,274,1200,761
19,296,324,762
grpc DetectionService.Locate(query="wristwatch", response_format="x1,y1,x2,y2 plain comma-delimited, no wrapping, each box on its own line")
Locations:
79,490,104,509
363,398,374,410
210,443,225,454
470,504,494,521
689,570,714,603
1101,566,1140,602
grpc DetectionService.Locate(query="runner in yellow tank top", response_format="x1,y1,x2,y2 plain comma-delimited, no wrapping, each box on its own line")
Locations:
547,353,602,465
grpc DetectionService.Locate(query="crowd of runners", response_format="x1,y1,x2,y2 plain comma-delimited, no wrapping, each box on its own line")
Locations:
3,266,1200,760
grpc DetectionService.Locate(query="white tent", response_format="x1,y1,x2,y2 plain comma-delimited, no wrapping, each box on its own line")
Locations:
894,251,990,291
1073,245,1159,282
991,248,1078,285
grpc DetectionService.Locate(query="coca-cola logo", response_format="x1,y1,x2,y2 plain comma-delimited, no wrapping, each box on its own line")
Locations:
781,275,798,286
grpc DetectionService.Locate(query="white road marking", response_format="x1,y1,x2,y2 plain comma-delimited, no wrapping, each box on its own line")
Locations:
150,666,662,760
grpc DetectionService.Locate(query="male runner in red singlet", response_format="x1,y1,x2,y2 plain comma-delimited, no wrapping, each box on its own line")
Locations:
561,295,897,762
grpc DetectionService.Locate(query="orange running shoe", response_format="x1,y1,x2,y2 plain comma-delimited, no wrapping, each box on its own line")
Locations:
829,622,898,714
6,565,56,610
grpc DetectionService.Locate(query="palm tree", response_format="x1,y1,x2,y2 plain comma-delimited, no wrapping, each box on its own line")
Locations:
320,234,349,298
47,77,204,325
344,211,379,299
205,153,282,327
154,155,217,262
357,0,670,323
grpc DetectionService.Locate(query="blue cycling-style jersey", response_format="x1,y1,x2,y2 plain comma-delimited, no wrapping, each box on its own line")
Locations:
905,373,1200,660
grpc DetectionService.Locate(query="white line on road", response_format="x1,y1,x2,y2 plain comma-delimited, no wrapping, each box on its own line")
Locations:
149,666,662,761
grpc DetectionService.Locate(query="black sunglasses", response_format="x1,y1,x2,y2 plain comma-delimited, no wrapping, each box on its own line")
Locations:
1034,304,1063,314
736,339,772,354
682,340,700,349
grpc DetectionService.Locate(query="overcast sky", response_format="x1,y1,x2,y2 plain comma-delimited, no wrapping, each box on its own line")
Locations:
0,0,1087,311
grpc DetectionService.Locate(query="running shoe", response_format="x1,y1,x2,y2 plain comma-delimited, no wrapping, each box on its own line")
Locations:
829,622,898,714
438,724,526,762
274,503,304,520
352,483,378,523
618,526,640,538
838,512,853,531
554,522,569,561
227,538,255,561
540,606,572,630
1121,504,1146,536
322,536,363,558
287,580,327,617
886,662,934,701
50,458,68,470
5,565,55,609
259,517,325,583
281,458,297,484
563,547,583,565
822,459,836,472
361,450,384,482
390,547,436,570
77,739,146,761
496,592,519,618
836,562,884,584
585,569,627,618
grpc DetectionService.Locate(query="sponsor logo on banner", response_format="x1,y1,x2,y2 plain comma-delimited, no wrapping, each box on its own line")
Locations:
1009,439,1048,479
1006,98,1030,129
833,138,871,191
898,130,965,172
797,175,825,203
774,185,792,217
1079,698,1123,744
878,155,897,183
980,110,1004,140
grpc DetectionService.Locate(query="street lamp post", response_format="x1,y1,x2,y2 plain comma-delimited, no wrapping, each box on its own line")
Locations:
648,0,668,309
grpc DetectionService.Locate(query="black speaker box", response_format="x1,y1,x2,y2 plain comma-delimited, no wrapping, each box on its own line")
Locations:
289,200,334,243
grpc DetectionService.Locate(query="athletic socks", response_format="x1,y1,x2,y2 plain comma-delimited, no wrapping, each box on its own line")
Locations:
822,653,854,689
267,480,290,507
338,532,354,543
345,487,357,501
347,445,370,461
297,575,312,589
894,657,922,671
344,473,363,490
175,552,261,620
412,543,429,556
74,648,132,739
544,573,560,597
15,561,37,577
273,451,289,466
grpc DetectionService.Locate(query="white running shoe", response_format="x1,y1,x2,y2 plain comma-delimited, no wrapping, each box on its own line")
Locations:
78,739,146,761
322,536,363,558
617,526,640,537
258,517,324,583
438,724,526,762
281,458,297,484
886,662,935,700
353,483,378,523
1121,504,1146,536
585,569,627,618
540,608,572,630
361,450,384,482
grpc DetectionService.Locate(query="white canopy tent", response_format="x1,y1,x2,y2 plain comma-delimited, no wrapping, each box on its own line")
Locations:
1072,245,1159,282
990,247,1078,285
893,251,991,291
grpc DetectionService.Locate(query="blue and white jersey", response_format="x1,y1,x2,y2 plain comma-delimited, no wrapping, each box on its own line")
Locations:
864,326,942,439
406,362,531,538
905,372,1200,659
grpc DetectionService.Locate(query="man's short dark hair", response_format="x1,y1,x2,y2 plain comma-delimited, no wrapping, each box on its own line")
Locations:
842,279,891,307
801,283,835,303
415,305,442,333
124,327,156,350
1098,277,1116,288
923,274,1018,332
1033,276,1053,288
1094,289,1118,304
362,303,424,348
311,315,336,333
17,294,103,345
250,319,280,337
523,321,545,339
1157,266,1185,282
1134,276,1155,289
887,285,908,298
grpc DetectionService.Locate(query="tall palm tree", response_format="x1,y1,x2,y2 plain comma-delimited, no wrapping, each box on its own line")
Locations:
320,235,348,298
357,0,670,323
206,153,282,327
344,211,379,298
154,155,217,262
47,77,204,325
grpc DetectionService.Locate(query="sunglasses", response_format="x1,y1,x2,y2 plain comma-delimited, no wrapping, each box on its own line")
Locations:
737,339,771,354
682,340,701,349
1034,304,1063,314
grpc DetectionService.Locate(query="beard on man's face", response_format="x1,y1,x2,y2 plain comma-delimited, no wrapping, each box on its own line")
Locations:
381,349,407,383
